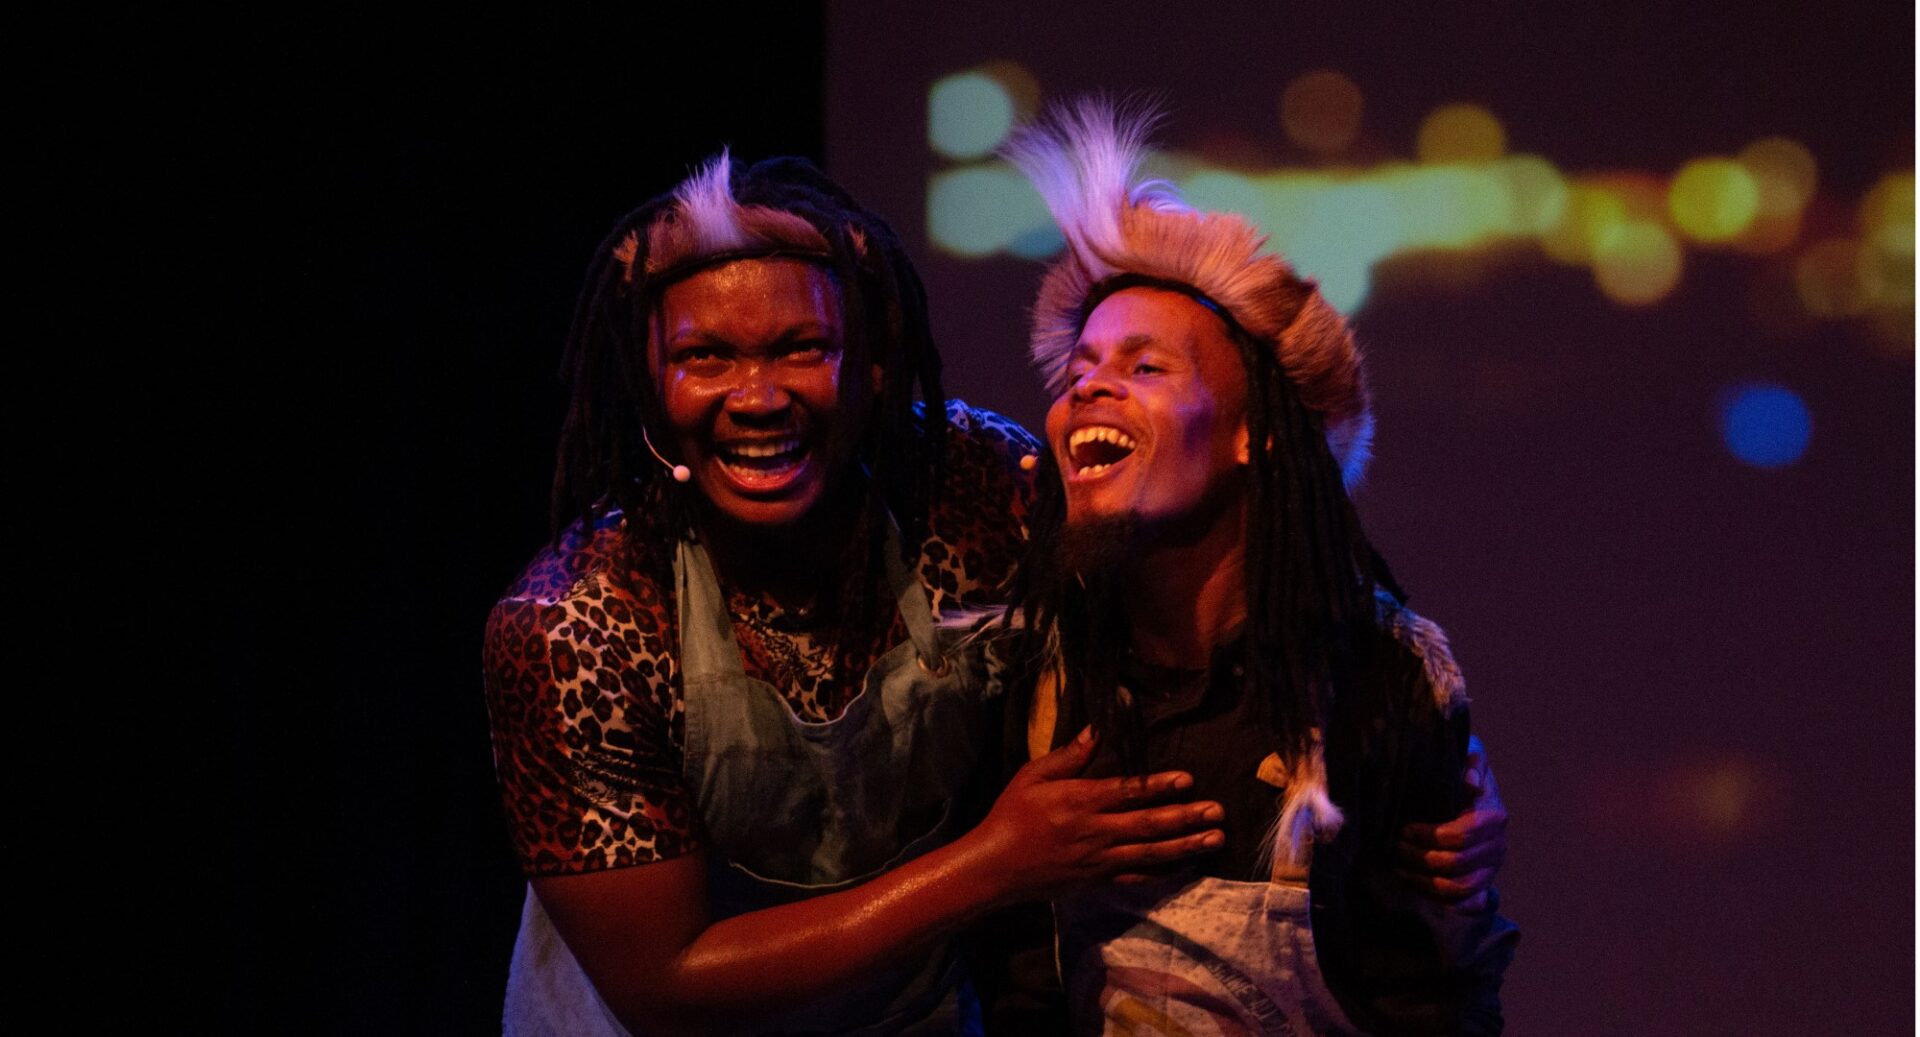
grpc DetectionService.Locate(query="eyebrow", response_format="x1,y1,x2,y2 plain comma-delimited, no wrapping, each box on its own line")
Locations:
666,320,839,348
1070,333,1158,359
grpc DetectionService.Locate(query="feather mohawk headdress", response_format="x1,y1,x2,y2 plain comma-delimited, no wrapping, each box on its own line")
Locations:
609,148,840,286
1000,100,1375,485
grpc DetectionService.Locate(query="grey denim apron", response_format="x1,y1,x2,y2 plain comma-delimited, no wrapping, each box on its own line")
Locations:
505,527,991,1036
1054,870,1360,1036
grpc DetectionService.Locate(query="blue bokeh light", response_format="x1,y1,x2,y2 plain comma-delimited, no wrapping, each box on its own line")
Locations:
1719,383,1812,468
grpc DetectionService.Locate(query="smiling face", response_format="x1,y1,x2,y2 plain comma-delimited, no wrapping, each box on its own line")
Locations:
652,258,857,529
1044,287,1251,538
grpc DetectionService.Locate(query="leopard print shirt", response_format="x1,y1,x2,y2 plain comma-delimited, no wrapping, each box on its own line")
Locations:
483,401,1041,875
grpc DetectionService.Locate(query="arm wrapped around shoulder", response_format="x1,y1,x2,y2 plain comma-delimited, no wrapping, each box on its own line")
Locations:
1311,603,1519,1036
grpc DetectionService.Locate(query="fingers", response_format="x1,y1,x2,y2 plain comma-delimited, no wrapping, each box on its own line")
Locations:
1402,805,1508,851
1394,865,1496,903
1016,726,1098,783
1395,832,1503,876
1098,828,1226,871
1102,799,1223,842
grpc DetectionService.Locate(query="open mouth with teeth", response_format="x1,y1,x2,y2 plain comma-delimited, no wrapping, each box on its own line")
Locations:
715,436,812,489
1067,425,1139,477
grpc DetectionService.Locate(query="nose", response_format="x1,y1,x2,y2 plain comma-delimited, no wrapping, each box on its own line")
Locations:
724,362,791,417
1070,362,1127,403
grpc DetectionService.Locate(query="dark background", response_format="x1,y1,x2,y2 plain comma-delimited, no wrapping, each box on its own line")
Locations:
193,4,1911,1034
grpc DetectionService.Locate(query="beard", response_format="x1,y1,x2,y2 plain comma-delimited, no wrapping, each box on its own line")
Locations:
1060,511,1141,577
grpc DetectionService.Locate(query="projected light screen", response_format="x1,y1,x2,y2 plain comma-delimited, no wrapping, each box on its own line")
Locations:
922,64,1912,474
826,8,1913,1036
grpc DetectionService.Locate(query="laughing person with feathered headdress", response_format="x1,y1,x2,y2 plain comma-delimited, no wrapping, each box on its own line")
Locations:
996,100,1519,1035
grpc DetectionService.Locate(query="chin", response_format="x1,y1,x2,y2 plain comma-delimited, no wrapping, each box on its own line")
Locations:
699,485,824,530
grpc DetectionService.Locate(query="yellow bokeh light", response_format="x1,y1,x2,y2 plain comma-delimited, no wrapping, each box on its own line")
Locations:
1593,220,1683,305
1542,185,1628,265
1495,155,1569,235
1668,159,1761,243
1280,70,1364,155
1861,221,1915,307
1416,103,1506,164
1737,137,1818,219
1859,171,1915,235
1793,236,1872,316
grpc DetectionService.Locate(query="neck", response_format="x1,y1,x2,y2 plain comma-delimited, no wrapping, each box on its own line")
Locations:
697,483,868,605
1121,491,1248,669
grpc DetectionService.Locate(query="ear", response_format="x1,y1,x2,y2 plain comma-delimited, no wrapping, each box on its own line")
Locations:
1235,420,1251,465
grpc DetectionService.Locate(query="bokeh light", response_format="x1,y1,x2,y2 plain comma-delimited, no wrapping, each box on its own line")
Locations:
1416,103,1506,163
1668,159,1761,243
1738,137,1818,218
921,64,1907,327
1280,70,1364,155
928,71,1016,160
1283,183,1400,312
1858,171,1915,235
1861,221,1915,307
1793,236,1873,316
1858,172,1915,309
1542,185,1627,264
1593,220,1683,304
1719,382,1812,468
927,165,1047,256
1495,155,1570,235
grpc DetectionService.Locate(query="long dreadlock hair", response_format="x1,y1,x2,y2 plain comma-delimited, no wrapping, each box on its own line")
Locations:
550,154,948,557
1004,306,1401,757
998,98,1410,862
1002,309,1407,865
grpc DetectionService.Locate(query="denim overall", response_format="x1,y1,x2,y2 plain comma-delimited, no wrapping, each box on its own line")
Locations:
505,528,990,1035
1054,873,1360,1037
1030,671,1360,1036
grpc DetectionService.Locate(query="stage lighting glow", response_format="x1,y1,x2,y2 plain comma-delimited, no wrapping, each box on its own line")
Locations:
927,164,1046,257
929,72,1016,160
1543,185,1627,265
1860,222,1914,307
1686,761,1759,834
1381,165,1510,248
1737,137,1817,219
1283,183,1399,312
1793,237,1872,316
1495,155,1570,235
1668,159,1760,243
1859,171,1915,235
1857,173,1915,308
1181,168,1264,221
1416,103,1506,164
1593,220,1682,304
1280,70,1364,155
1720,383,1811,468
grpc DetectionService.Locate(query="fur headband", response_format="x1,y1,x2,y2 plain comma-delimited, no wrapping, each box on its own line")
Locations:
1001,100,1375,485
610,148,838,287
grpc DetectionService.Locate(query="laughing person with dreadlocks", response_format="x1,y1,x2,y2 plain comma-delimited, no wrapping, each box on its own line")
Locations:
484,150,1508,1035
995,103,1519,1035
484,154,1235,1036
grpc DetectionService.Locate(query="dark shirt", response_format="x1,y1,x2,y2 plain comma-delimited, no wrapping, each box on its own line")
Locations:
998,599,1518,1036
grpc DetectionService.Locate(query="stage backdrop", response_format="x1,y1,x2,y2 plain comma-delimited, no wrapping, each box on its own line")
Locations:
827,4,1913,1034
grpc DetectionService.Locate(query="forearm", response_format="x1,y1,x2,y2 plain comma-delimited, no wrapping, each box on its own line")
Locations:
589,833,1013,1033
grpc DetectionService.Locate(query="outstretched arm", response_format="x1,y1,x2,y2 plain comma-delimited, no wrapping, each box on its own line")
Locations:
537,729,1224,1036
